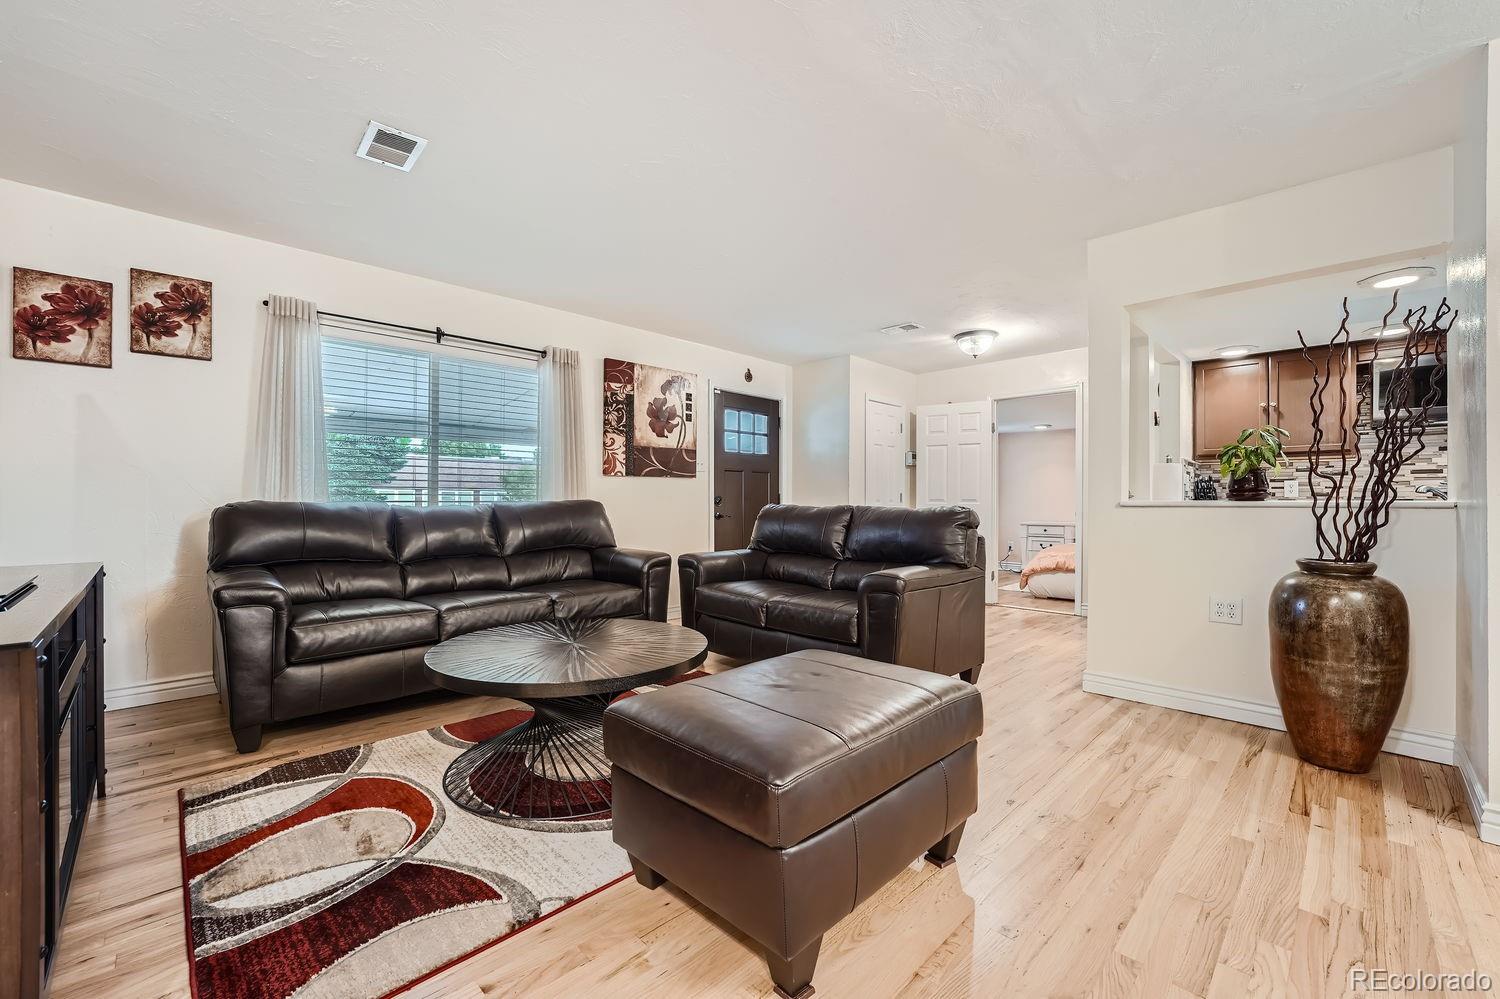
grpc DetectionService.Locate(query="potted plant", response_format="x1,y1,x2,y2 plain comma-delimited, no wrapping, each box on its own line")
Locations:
1218,425,1289,501
1269,295,1452,773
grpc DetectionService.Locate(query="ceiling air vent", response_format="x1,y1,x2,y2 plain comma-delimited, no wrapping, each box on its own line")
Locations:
879,322,922,336
355,121,428,172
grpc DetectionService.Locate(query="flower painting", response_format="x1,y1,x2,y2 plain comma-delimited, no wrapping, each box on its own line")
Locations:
130,268,212,359
602,358,697,477
12,267,113,367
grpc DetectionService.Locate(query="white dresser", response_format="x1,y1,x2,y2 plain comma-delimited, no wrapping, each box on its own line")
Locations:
1022,521,1075,559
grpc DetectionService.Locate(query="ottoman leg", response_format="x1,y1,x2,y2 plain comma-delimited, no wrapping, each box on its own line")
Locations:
629,856,665,890
767,937,821,999
925,820,966,868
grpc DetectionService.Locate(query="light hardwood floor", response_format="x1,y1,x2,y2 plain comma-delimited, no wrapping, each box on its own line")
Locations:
54,608,1497,998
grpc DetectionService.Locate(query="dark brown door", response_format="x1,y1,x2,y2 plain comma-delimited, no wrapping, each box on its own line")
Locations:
1268,346,1357,455
1193,356,1269,458
713,390,780,550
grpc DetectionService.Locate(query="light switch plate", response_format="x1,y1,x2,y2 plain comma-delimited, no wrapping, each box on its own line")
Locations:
1210,596,1243,625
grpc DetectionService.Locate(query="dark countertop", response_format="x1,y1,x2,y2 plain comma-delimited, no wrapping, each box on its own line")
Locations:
0,563,103,650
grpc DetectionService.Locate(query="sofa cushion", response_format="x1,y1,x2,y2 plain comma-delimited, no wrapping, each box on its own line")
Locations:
844,505,978,566
763,553,837,589
271,561,406,602
694,579,819,628
411,590,553,639
516,579,642,619
506,548,594,588
287,598,439,664
764,589,859,644
603,649,984,848
494,500,616,555
209,501,395,569
394,505,500,561
749,504,853,558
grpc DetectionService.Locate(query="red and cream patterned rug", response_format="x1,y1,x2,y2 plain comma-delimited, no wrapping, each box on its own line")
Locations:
177,676,701,999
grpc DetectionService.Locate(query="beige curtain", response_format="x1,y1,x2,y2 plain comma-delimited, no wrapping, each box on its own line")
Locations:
255,295,328,501
539,346,586,499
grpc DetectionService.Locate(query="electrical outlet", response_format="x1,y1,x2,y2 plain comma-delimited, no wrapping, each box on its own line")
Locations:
1210,596,1243,625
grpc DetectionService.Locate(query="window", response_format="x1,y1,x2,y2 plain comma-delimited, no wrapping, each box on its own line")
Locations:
722,407,769,455
321,335,539,505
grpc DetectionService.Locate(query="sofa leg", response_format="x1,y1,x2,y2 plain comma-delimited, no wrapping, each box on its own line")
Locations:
629,856,665,890
232,725,263,754
767,937,821,999
959,665,983,685
925,821,966,868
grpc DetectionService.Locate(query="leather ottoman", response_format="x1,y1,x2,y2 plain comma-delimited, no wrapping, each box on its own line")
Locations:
602,649,983,998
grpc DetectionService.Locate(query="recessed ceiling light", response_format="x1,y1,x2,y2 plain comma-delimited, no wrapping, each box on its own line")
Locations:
954,329,997,359
1032,424,1053,431
1360,323,1409,338
1215,345,1257,358
1357,266,1435,290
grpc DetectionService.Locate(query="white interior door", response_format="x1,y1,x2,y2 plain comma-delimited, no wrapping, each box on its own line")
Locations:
917,401,996,602
864,398,904,506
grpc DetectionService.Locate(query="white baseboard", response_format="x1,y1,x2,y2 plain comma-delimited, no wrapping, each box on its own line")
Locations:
999,561,1023,573
105,671,217,711
1081,669,1455,766
1455,742,1500,844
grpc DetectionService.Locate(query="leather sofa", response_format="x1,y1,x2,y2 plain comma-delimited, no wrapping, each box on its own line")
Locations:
678,504,986,680
206,499,670,752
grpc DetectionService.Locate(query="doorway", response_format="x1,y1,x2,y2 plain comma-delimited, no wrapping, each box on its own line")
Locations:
991,386,1084,617
712,389,781,550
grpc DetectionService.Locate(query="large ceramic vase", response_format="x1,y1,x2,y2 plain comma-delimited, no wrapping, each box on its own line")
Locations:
1268,559,1409,773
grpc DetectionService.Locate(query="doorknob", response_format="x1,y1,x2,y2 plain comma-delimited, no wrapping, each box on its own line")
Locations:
714,512,729,520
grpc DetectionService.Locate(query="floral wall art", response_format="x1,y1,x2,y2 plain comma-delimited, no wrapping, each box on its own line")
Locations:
602,357,698,477
130,268,212,359
12,267,113,367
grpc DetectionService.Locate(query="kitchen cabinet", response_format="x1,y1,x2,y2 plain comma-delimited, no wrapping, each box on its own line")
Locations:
1267,346,1358,455
1193,355,1267,460
1193,346,1357,459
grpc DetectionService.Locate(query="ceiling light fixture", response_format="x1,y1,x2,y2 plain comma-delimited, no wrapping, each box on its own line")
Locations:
1215,345,1257,358
954,329,997,359
1032,424,1053,431
1360,323,1410,338
1356,266,1436,290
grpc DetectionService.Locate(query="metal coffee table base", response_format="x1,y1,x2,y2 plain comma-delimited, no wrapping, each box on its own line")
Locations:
443,693,617,822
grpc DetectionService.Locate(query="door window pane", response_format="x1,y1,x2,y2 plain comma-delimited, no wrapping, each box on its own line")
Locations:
755,413,769,433
724,432,740,453
724,408,740,429
754,434,768,455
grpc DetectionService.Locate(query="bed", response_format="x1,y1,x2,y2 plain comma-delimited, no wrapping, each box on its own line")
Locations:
1019,543,1077,601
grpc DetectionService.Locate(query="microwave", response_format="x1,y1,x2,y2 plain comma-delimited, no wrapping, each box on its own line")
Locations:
1371,352,1447,424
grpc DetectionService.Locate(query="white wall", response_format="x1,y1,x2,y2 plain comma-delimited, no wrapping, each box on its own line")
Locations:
1085,148,1460,759
915,347,1088,405
848,355,917,505
996,429,1077,562
790,356,851,506
1450,43,1500,836
0,177,792,701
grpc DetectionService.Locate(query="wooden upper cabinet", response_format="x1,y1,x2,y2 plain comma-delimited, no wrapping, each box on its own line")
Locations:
1267,346,1357,455
1193,355,1268,459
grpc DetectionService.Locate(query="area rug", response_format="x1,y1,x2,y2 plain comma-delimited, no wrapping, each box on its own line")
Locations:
177,674,703,999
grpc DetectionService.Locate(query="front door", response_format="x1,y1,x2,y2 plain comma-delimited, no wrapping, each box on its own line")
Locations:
713,390,780,550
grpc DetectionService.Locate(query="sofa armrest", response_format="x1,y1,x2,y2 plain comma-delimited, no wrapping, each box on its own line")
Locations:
207,568,290,751
676,549,768,625
208,567,290,612
592,547,673,621
857,563,984,674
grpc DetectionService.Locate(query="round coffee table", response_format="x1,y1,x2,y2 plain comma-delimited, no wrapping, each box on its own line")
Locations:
424,617,707,823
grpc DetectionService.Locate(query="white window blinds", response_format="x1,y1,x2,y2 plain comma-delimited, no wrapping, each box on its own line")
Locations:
321,335,540,505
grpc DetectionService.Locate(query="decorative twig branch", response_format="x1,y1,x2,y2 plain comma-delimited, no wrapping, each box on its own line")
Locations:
1297,291,1453,563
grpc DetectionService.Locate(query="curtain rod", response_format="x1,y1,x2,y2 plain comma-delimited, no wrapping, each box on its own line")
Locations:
261,301,546,357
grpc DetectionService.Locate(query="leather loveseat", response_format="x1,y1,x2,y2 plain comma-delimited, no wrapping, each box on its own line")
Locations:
678,504,985,680
206,499,669,752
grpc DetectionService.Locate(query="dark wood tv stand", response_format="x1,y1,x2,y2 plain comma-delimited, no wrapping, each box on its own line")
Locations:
0,564,105,999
